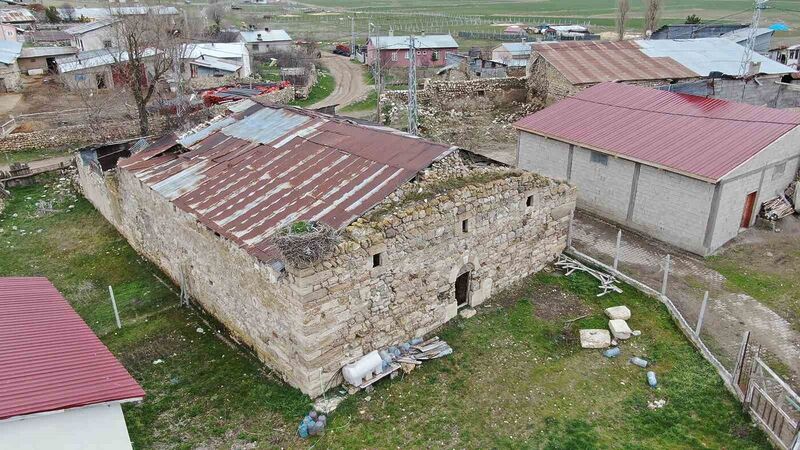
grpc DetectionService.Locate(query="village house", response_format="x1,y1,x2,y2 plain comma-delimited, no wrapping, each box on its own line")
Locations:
0,8,36,30
182,42,251,78
527,38,797,106
56,48,155,90
770,44,800,69
0,23,17,42
238,28,293,57
65,18,117,52
0,40,21,92
18,46,78,75
0,277,144,450
367,34,458,69
514,82,800,256
77,99,576,396
491,42,532,69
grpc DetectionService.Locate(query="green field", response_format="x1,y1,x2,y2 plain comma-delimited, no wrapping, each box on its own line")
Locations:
0,177,772,449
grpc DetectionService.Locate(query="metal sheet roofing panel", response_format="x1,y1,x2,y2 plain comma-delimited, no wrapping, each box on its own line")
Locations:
239,29,292,43
637,38,793,76
0,40,21,64
120,105,455,262
0,277,145,420
514,82,800,182
533,40,698,85
0,8,36,23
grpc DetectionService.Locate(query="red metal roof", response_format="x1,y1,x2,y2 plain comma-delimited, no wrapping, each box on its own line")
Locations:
120,102,456,262
533,40,699,85
514,82,800,182
0,278,144,420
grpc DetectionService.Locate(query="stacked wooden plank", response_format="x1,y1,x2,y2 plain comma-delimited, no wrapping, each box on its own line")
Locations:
556,254,622,296
761,195,795,221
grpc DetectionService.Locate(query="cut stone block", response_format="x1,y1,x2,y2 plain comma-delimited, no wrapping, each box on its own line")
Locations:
579,329,611,349
604,305,631,320
609,319,632,340
459,307,476,319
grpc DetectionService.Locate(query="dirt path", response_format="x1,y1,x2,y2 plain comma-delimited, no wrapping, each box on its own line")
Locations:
0,155,73,173
0,94,21,118
571,211,800,387
311,53,371,110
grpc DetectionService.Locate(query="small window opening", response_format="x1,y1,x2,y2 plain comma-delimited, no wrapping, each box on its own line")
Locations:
372,252,383,268
461,218,470,233
772,162,786,181
526,195,533,207
590,151,608,166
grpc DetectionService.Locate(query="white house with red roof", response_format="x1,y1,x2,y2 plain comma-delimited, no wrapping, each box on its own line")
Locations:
0,277,144,450
514,82,800,255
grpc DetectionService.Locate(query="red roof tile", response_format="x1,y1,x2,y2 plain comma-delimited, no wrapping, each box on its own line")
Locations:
119,103,456,262
0,277,144,420
514,82,800,182
533,40,699,85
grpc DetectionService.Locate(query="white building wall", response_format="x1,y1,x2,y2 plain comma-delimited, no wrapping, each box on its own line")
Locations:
0,403,133,450
72,26,115,52
568,145,635,224
517,131,570,179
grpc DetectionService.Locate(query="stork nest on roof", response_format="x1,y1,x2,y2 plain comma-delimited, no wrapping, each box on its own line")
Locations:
273,221,341,267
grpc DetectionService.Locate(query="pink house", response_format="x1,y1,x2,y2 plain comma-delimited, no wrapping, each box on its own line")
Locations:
367,34,458,69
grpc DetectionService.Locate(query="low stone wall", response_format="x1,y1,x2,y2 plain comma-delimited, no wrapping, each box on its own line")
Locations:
386,77,527,104
0,118,166,153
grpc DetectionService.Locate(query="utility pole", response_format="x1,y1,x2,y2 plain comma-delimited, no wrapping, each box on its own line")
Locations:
739,0,768,77
407,35,418,135
372,23,383,122
350,15,356,61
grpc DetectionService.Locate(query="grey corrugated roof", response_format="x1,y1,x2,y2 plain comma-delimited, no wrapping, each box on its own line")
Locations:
370,34,458,50
721,27,773,43
0,40,22,65
190,56,241,72
239,29,292,43
65,18,116,35
20,46,78,58
637,38,793,76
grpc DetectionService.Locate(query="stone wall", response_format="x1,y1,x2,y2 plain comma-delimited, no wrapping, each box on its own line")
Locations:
77,151,576,397
0,118,165,153
385,77,527,105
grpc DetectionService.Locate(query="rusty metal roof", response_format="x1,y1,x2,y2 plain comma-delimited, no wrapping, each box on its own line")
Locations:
532,40,699,85
514,82,800,182
0,277,145,421
0,8,35,23
120,103,456,262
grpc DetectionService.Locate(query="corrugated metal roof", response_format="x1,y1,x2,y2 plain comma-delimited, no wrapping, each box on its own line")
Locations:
0,40,21,64
56,48,157,73
59,6,178,20
239,29,292,43
0,277,145,421
0,8,36,23
721,27,774,43
20,46,78,58
64,18,116,35
119,104,456,262
29,30,72,42
183,42,247,60
370,34,459,50
532,40,699,85
514,82,800,182
637,38,791,76
191,56,241,72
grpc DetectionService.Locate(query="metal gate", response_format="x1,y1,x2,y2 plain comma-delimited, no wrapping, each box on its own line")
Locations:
743,357,800,449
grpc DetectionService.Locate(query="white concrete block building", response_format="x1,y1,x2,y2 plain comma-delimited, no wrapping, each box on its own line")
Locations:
514,82,800,255
0,277,144,450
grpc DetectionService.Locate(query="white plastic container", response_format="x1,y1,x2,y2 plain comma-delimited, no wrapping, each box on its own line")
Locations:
342,350,383,386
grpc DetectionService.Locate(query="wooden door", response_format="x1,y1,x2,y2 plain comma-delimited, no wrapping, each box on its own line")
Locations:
741,191,757,229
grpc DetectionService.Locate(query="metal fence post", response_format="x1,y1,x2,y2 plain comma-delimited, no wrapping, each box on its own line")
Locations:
696,291,709,335
108,285,122,329
660,254,671,297
613,229,622,271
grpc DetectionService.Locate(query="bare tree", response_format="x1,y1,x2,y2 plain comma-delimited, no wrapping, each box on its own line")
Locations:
61,3,75,22
110,11,187,135
616,0,630,41
643,0,663,37
206,2,225,34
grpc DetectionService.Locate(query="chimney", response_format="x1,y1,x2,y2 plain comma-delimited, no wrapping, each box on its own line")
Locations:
388,27,393,36
265,27,270,32
257,33,262,40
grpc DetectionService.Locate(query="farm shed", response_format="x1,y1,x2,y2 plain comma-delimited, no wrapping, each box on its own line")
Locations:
527,38,796,104
18,46,78,74
367,34,458,69
77,99,576,396
0,277,144,450
515,82,800,256
182,42,251,78
238,28,293,56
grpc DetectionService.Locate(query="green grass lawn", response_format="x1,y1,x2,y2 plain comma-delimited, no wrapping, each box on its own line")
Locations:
341,89,377,112
257,62,282,82
0,178,771,449
290,69,335,107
